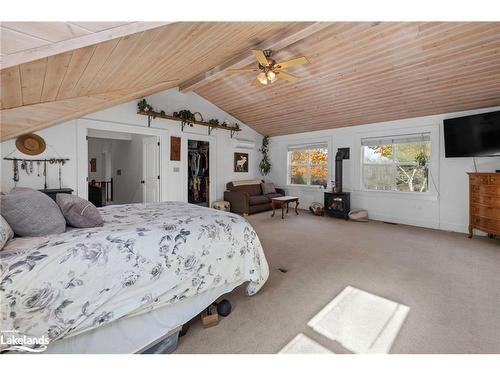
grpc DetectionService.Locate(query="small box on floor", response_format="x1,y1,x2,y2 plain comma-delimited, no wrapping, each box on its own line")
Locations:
201,305,219,328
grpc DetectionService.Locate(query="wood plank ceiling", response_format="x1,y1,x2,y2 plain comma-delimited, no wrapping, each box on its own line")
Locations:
0,22,295,140
1,22,500,140
194,22,500,136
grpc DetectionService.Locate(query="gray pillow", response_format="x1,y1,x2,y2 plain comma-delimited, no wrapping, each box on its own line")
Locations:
1,188,66,236
56,194,103,228
261,182,276,195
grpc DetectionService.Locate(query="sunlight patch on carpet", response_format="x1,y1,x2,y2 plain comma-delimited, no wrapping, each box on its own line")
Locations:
278,334,333,354
307,286,409,353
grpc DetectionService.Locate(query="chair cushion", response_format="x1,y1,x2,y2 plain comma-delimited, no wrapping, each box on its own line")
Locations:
261,182,276,195
56,194,104,228
1,188,66,237
265,193,284,199
248,195,270,205
1,215,14,251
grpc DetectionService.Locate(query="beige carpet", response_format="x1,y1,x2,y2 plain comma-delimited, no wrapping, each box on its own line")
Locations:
174,210,500,354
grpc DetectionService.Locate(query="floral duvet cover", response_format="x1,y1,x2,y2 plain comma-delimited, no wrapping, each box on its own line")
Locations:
0,202,269,352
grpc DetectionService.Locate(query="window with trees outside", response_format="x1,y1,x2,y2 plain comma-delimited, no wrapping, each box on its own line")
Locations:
287,143,328,186
361,133,431,193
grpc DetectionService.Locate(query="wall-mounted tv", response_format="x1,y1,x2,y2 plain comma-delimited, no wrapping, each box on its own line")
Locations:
443,111,500,157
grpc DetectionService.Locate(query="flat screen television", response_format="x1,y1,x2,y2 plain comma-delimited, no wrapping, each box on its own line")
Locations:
443,111,500,157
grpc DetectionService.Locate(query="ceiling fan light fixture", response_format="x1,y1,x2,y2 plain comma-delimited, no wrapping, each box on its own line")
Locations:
257,72,268,85
267,70,277,83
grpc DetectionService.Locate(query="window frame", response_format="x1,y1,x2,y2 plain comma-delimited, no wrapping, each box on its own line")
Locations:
360,133,432,194
287,143,329,187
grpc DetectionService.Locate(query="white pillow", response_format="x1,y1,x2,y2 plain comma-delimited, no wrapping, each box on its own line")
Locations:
1,215,14,251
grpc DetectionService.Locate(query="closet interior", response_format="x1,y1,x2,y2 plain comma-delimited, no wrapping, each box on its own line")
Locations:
187,140,210,206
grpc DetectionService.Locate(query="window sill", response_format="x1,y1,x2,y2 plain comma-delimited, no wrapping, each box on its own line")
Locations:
352,189,438,201
285,184,326,191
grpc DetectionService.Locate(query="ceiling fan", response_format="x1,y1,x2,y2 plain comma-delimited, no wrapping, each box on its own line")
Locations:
227,49,309,86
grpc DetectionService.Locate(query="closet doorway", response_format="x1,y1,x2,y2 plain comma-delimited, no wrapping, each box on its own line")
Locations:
188,139,210,207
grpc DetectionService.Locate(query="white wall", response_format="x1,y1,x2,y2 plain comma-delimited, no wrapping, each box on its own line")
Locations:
268,106,500,234
88,136,148,204
1,88,263,204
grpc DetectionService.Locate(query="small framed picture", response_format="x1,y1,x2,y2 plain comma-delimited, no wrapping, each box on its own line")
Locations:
90,158,97,172
234,152,248,172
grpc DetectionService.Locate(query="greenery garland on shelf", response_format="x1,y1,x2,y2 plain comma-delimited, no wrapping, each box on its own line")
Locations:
137,98,240,132
259,135,272,176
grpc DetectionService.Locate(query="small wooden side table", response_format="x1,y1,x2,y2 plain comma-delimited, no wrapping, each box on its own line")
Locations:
271,196,299,219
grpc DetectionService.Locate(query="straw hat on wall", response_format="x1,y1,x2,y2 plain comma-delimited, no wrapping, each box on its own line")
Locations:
15,134,46,155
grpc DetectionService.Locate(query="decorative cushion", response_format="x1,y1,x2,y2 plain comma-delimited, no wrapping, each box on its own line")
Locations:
1,215,14,251
261,182,276,195
248,195,270,205
1,188,66,236
56,194,103,228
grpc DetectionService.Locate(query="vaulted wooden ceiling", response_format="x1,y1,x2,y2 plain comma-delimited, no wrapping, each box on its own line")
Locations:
1,22,500,140
193,22,500,136
0,22,297,140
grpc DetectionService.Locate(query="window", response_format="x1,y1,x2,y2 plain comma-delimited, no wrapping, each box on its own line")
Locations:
287,143,328,186
361,133,431,192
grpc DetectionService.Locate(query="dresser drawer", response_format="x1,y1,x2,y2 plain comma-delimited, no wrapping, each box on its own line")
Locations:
487,174,500,185
471,216,500,233
470,185,500,196
471,193,500,207
469,174,490,185
470,205,500,219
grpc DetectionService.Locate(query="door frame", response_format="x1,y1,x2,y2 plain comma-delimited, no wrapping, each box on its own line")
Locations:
76,118,169,201
183,132,217,206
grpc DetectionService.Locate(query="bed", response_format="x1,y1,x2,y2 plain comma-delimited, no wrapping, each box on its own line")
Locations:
0,201,269,353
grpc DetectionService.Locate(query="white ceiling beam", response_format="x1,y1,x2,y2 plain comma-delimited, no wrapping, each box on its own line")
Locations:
178,22,332,93
0,22,173,69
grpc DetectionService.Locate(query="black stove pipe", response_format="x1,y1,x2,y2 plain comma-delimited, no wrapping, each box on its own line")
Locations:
334,148,350,193
335,151,344,193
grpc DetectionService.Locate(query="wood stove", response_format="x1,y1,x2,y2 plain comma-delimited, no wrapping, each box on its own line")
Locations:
324,192,350,220
324,147,350,220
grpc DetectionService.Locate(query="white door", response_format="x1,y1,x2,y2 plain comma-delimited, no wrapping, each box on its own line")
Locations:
142,137,160,203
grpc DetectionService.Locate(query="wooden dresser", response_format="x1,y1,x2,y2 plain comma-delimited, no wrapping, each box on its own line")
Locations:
468,172,500,238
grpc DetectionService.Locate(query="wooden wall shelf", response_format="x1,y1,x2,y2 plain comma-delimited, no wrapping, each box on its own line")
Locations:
137,110,242,137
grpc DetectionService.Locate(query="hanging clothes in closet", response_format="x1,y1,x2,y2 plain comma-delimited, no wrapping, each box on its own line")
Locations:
188,140,209,206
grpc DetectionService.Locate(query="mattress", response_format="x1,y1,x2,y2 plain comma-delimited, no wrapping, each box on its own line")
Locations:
45,280,242,354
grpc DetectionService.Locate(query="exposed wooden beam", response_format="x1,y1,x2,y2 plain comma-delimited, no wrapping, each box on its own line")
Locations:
178,22,332,93
0,22,172,69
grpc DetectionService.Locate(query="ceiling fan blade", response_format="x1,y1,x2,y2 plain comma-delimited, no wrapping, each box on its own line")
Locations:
227,68,259,73
277,71,298,82
275,56,309,69
252,49,270,67
252,77,261,86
